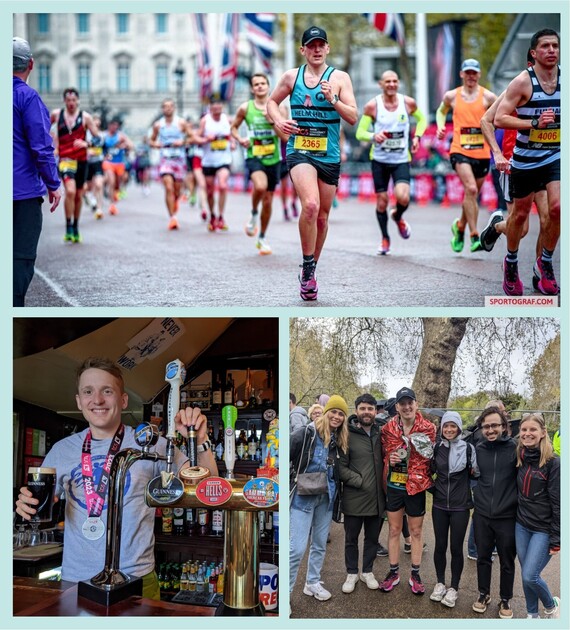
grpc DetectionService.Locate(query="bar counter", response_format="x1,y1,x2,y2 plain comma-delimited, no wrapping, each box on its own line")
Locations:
14,577,215,617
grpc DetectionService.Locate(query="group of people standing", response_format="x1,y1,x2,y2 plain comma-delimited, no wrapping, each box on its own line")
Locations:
289,391,560,619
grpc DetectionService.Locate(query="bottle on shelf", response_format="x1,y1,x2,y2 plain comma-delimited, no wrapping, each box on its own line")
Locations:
185,507,196,536
171,564,181,591
260,510,273,542
196,564,205,593
247,423,259,460
173,507,185,536
216,563,224,594
211,509,224,536
161,508,173,536
180,563,189,591
188,563,197,591
236,429,247,460
197,508,210,536
223,373,234,405
214,420,225,461
211,374,222,410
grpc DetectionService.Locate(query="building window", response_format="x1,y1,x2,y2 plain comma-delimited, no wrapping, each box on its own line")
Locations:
117,62,130,92
38,63,51,93
37,14,50,34
77,14,90,35
155,63,169,92
117,14,129,35
156,14,168,34
78,62,91,94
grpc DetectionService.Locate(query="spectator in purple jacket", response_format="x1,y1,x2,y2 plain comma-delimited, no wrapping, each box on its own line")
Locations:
13,37,61,306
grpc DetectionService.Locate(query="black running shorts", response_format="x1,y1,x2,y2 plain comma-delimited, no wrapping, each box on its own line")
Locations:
245,158,280,192
286,152,340,187
510,159,560,199
371,161,410,193
450,153,490,180
386,487,426,517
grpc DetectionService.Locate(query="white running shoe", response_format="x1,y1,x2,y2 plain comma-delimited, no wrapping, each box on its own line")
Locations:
303,581,332,601
544,596,560,618
430,582,447,602
245,212,258,237
441,587,458,608
256,238,272,255
342,573,359,594
360,572,379,590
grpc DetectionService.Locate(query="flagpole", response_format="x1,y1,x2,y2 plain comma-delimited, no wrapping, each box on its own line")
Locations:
415,13,429,119
285,13,295,70
211,13,222,98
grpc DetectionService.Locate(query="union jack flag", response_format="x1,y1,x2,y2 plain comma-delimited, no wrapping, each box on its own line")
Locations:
244,13,277,73
363,13,406,47
219,13,239,102
192,14,213,101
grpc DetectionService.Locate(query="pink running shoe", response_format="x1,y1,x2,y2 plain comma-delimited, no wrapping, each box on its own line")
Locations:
503,257,523,296
299,263,318,301
379,571,400,592
535,257,560,295
409,572,425,595
391,209,411,239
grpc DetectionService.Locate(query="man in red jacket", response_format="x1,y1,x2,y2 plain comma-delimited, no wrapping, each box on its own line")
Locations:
380,387,436,595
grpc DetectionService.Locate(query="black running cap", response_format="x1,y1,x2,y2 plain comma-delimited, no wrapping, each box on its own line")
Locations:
302,26,328,46
395,387,416,403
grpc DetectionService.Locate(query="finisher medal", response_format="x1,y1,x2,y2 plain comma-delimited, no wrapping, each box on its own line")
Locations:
82,516,105,540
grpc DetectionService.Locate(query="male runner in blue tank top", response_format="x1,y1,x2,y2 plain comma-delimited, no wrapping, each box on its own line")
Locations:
494,29,560,297
268,26,357,301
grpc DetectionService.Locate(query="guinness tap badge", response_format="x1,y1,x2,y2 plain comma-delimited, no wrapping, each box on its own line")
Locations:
146,474,184,505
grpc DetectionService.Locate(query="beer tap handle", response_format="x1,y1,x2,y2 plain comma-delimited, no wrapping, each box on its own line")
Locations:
187,424,198,467
222,405,237,479
164,359,186,471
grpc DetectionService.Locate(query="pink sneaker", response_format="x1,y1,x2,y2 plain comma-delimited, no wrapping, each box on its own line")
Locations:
535,257,560,295
391,209,411,239
503,257,523,296
379,571,400,592
408,572,425,595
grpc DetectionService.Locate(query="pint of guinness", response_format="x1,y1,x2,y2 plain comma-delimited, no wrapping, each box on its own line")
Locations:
27,467,56,522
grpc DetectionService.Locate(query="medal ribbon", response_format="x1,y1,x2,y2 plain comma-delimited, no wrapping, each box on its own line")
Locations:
81,424,125,517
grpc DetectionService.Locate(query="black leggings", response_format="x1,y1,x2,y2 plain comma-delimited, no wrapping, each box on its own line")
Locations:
432,506,470,590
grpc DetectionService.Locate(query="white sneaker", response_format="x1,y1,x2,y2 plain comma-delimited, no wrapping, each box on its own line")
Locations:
245,212,258,237
303,581,331,601
527,614,540,619
430,582,447,602
360,572,379,590
256,238,272,255
342,574,359,594
441,587,458,608
544,596,560,618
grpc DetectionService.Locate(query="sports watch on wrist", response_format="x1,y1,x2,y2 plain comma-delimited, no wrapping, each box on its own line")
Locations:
530,117,540,129
330,94,339,105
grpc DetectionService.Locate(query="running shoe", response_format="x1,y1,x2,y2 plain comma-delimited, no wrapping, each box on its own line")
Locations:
217,216,228,231
379,570,400,592
208,215,217,232
498,599,513,619
544,596,560,618
245,212,258,237
118,189,127,200
391,210,411,239
409,571,425,595
299,263,318,301
72,228,82,244
470,235,483,253
376,544,389,557
377,238,390,256
256,238,272,256
404,542,427,554
535,257,560,295
109,204,118,216
200,209,208,222
532,259,541,292
168,216,179,230
94,208,103,220
450,218,465,252
303,581,332,601
503,257,523,296
342,574,359,594
284,209,291,222
472,593,491,613
430,582,447,602
332,196,339,208
360,572,379,590
480,210,504,251
64,228,74,242
291,202,299,218
189,192,197,207
441,587,458,608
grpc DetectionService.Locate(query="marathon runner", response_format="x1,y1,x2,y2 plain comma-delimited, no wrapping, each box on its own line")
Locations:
150,98,189,230
494,29,560,296
184,117,208,222
51,88,99,243
356,70,427,255
84,114,105,219
102,117,133,216
195,100,235,232
231,73,289,255
267,25,357,301
436,60,497,253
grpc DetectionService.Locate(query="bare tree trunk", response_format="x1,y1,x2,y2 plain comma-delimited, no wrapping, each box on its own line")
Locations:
413,318,469,408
